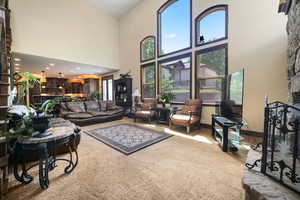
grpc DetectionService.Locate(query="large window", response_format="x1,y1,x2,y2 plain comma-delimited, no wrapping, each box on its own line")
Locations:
140,36,156,62
157,0,192,57
141,63,156,99
196,44,228,105
102,75,113,101
195,5,228,46
158,54,191,103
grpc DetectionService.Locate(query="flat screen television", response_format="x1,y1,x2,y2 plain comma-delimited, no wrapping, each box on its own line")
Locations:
218,69,244,123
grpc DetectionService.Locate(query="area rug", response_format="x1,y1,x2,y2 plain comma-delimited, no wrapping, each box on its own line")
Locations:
84,123,173,155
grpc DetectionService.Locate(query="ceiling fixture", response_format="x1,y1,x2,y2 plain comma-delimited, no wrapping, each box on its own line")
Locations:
15,63,20,66
49,63,55,67
15,67,20,71
41,71,47,83
14,58,21,62
45,67,51,70
76,67,81,70
58,72,64,78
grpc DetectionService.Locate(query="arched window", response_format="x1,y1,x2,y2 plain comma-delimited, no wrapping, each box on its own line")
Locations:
157,0,192,57
195,5,228,47
140,36,156,62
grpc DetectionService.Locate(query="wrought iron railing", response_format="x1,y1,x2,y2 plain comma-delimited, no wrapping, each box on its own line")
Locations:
246,101,300,194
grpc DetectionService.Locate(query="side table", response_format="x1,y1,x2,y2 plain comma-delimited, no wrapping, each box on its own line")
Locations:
211,115,240,152
12,124,80,189
152,107,176,125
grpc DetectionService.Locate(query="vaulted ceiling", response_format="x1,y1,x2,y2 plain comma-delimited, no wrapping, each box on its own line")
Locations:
83,0,144,17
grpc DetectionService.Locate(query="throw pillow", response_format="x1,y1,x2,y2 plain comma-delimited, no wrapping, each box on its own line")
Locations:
66,102,86,113
85,101,100,112
100,102,108,111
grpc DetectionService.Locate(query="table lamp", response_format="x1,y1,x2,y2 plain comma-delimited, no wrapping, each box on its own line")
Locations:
132,89,141,107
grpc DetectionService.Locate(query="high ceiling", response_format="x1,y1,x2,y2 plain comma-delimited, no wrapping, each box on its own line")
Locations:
12,52,117,78
84,0,143,17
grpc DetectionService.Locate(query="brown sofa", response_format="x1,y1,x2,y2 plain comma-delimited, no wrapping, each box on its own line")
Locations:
59,100,124,126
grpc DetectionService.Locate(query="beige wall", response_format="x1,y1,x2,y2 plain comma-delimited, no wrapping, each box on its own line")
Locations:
10,0,120,70
118,0,289,132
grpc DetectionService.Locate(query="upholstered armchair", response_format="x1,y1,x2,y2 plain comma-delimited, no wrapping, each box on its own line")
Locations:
169,99,202,134
134,99,157,123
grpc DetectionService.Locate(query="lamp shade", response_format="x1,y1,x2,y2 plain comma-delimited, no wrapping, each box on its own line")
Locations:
132,89,141,97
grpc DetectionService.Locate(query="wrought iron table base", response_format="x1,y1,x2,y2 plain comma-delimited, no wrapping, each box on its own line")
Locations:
13,138,78,189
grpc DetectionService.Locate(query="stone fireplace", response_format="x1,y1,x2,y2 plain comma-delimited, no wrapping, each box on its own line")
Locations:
287,0,300,103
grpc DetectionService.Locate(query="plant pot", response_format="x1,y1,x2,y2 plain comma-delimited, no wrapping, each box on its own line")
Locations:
32,116,50,136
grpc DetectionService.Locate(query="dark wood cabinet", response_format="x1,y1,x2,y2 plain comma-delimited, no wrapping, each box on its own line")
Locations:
114,78,132,112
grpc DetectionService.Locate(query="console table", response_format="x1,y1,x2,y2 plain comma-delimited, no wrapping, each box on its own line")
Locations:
12,120,80,189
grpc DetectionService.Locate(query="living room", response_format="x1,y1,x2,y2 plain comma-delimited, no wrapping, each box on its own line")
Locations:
0,0,299,199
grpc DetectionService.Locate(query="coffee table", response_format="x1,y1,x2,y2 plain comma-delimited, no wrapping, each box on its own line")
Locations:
12,119,80,189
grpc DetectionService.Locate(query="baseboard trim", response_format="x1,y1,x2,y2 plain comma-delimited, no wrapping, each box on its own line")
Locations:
200,123,263,137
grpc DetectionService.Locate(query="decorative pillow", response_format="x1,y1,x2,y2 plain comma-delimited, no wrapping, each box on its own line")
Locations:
85,101,100,112
106,101,114,110
100,102,108,111
66,101,86,113
60,102,69,111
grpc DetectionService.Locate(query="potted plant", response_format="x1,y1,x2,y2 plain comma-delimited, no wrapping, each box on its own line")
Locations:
16,72,40,106
160,93,175,107
89,91,101,100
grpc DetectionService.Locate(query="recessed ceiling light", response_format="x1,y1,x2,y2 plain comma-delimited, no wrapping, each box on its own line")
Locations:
76,67,81,70
46,67,51,70
49,63,55,66
15,70,20,73
15,63,20,66
15,67,20,70
14,58,21,62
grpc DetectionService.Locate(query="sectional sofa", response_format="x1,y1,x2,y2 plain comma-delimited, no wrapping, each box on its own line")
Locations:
59,100,124,126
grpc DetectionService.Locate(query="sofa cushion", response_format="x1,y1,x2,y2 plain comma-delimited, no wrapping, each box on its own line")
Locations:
65,113,93,119
105,109,124,116
60,111,75,117
100,102,108,111
88,111,109,117
85,101,100,112
171,114,199,124
67,102,86,113
60,102,69,111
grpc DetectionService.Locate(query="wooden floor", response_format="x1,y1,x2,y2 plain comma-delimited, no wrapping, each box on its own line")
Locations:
7,117,262,200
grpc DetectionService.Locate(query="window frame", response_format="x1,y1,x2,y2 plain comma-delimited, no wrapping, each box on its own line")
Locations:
157,0,193,58
102,75,114,101
140,35,156,63
195,43,228,107
140,62,156,101
195,4,228,47
158,52,192,104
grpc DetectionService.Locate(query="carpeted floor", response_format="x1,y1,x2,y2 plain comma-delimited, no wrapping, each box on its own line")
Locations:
7,118,260,200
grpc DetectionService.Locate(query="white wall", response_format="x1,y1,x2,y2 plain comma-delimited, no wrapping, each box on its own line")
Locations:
10,0,120,69
118,0,289,132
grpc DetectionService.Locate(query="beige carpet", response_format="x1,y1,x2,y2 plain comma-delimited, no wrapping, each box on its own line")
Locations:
7,118,255,200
